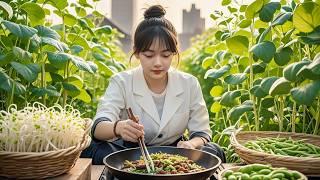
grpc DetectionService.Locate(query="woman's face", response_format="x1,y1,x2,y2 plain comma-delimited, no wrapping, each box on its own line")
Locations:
136,38,174,81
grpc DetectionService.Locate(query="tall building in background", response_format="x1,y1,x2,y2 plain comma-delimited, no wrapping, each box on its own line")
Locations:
179,4,205,51
110,0,136,53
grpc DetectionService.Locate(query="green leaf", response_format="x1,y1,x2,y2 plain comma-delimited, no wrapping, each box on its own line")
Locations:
228,100,253,121
259,2,281,22
244,62,267,74
67,33,90,49
272,12,292,26
0,68,26,95
250,41,276,63
260,76,279,94
31,85,60,97
66,75,83,89
0,1,13,19
202,57,214,69
35,25,60,40
210,101,222,113
78,18,94,35
96,61,114,77
226,35,249,56
10,62,40,82
94,25,112,34
299,28,320,45
92,45,111,59
307,55,320,75
75,89,91,103
64,13,77,26
12,46,32,63
224,73,247,85
220,90,242,107
20,2,45,26
250,85,268,98
291,81,320,105
41,37,68,52
0,52,14,66
79,0,93,8
70,45,84,54
75,6,87,17
222,0,231,6
238,19,251,28
245,0,264,19
88,61,98,73
69,55,94,73
261,97,275,108
210,85,223,97
62,82,80,97
1,20,37,38
269,77,292,96
47,52,69,69
204,65,231,79
293,2,320,33
47,0,68,10
283,61,311,82
274,47,293,66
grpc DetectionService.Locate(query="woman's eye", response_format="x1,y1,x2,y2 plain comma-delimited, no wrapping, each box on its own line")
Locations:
162,54,172,58
144,54,153,58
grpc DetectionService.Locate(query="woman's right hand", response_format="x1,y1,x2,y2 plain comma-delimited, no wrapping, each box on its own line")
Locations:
115,118,144,142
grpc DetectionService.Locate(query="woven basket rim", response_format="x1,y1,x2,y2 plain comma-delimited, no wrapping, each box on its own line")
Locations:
218,166,308,180
231,131,320,161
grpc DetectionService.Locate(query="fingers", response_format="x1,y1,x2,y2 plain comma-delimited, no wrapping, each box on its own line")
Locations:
177,141,194,149
121,119,144,142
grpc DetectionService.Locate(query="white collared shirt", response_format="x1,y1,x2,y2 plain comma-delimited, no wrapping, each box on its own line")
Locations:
94,66,212,146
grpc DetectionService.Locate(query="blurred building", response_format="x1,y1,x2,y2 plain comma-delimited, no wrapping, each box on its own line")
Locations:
179,4,205,51
109,0,136,53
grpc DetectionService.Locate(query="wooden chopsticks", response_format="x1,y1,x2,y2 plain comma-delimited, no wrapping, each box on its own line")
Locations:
126,108,155,173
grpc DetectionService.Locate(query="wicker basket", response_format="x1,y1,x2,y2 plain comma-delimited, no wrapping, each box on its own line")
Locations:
231,131,320,175
0,118,92,179
218,166,307,180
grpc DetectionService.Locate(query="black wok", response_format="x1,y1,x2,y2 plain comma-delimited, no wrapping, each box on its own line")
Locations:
103,146,221,180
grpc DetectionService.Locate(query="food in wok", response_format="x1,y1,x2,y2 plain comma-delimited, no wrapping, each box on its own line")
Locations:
122,152,205,174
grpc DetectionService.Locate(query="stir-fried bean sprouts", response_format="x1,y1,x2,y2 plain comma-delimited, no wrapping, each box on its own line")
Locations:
122,153,205,174
0,102,86,152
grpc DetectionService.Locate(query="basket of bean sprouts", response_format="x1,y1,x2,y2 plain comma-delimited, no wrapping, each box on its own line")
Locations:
231,131,320,175
0,102,92,179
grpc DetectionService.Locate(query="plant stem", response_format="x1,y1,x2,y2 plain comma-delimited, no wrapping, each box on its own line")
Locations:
249,18,259,131
313,98,320,135
292,101,296,132
279,96,284,132
303,105,306,133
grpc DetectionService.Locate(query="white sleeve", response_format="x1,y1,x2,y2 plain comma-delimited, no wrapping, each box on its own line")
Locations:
93,76,125,122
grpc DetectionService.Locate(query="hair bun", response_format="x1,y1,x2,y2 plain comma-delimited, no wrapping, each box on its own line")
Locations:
144,5,166,19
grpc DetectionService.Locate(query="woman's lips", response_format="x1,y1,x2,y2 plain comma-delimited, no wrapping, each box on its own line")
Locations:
151,70,163,74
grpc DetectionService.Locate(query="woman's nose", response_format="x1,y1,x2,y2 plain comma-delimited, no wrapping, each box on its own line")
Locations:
154,55,162,66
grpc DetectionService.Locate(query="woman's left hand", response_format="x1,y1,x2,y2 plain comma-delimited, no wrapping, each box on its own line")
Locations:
177,140,196,149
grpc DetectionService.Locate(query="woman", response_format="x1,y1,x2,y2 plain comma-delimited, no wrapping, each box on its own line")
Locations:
81,5,226,166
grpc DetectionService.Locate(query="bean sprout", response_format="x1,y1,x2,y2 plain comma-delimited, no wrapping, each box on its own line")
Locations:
0,102,86,152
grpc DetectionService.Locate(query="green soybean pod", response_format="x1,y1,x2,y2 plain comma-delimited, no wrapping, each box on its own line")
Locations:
271,173,285,179
250,174,265,180
223,169,233,178
240,173,250,180
258,168,272,175
227,174,236,180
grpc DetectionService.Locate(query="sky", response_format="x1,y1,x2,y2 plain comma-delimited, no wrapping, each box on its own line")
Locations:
95,0,218,33
49,0,252,33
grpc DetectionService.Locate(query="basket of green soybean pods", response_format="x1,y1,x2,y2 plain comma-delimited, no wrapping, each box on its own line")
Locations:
231,131,320,175
218,164,307,180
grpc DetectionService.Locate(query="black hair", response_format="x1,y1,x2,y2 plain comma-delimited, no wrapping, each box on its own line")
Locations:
130,5,180,64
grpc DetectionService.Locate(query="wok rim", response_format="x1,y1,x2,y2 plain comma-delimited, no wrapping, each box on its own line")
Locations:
103,146,222,177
